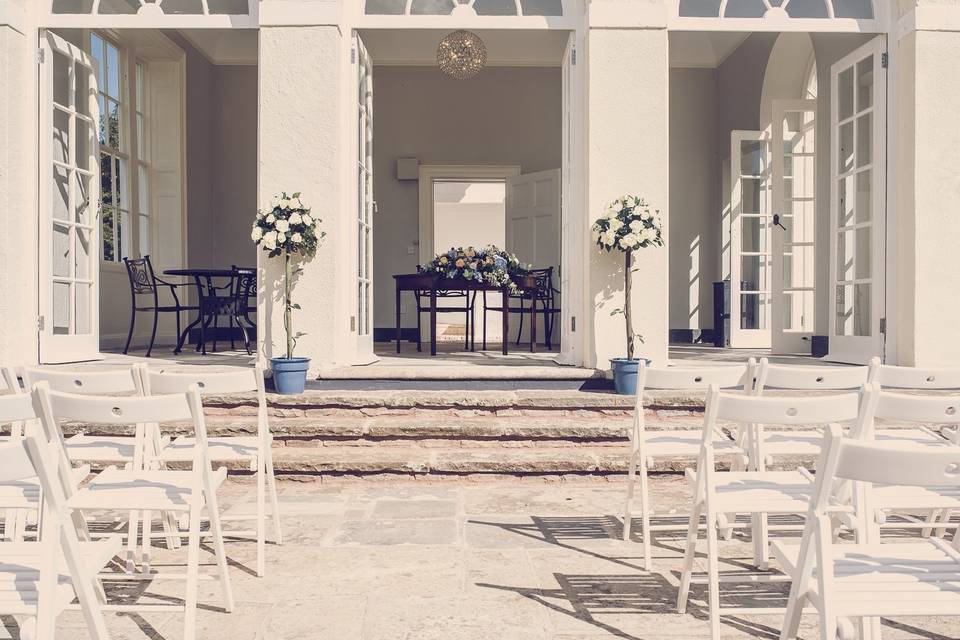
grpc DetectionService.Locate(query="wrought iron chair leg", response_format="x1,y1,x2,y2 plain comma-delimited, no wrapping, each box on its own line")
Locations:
124,308,137,355
146,310,159,358
482,291,488,351
416,308,422,352
516,298,525,347
236,314,253,355
175,311,182,355
229,315,236,351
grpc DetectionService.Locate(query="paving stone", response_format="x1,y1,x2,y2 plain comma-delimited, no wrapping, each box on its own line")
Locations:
333,518,459,546
372,499,458,519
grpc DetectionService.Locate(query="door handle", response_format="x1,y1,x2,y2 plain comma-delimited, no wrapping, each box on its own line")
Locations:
773,214,787,231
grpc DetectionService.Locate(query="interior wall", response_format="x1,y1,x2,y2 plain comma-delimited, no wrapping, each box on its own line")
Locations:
668,68,719,336
372,66,562,332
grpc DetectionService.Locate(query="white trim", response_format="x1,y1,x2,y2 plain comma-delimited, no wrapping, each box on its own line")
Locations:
0,1,26,35
40,14,258,29
417,165,521,265
897,5,960,39
589,2,667,29
259,1,339,27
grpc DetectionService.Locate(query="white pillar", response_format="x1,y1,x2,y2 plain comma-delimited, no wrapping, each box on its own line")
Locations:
585,1,670,367
892,1,960,366
257,16,351,372
0,1,39,366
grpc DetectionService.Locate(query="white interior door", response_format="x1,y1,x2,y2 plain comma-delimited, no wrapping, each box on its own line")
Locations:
730,130,772,349
828,37,886,364
354,34,374,357
39,31,102,363
771,99,817,354
506,169,561,346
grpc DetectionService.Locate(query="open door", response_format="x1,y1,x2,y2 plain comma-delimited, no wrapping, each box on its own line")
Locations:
730,130,772,349
506,169,561,345
354,33,374,359
828,37,886,364
39,31,102,363
771,99,817,354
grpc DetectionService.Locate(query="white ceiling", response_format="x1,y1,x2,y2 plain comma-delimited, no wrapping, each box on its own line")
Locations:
360,29,569,67
669,32,750,68
178,29,258,65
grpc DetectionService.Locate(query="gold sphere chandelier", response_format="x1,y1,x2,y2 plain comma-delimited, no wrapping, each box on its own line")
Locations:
437,30,487,80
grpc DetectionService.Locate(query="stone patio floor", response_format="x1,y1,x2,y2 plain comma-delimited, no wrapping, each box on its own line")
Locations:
41,476,960,640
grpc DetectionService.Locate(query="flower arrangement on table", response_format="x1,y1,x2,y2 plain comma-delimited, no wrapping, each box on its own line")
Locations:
418,245,530,291
592,196,663,365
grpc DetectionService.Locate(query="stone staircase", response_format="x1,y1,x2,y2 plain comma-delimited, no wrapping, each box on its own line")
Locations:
63,388,716,478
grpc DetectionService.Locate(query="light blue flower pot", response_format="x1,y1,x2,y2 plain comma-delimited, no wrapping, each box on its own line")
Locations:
271,357,310,395
610,358,651,396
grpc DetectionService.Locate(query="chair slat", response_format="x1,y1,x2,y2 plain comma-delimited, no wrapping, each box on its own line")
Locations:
758,360,869,391
713,390,861,425
643,363,750,390
142,366,259,395
41,387,193,425
0,441,41,484
872,363,960,390
875,391,960,424
23,367,139,395
835,438,960,487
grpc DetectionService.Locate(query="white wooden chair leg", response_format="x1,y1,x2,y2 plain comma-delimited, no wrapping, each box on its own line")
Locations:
3,509,12,541
141,509,153,575
183,501,203,640
160,509,179,550
638,455,653,570
936,509,954,539
126,510,140,573
265,446,283,546
705,511,723,640
256,455,266,578
752,512,770,569
204,481,235,612
921,509,943,538
622,449,637,542
676,498,702,613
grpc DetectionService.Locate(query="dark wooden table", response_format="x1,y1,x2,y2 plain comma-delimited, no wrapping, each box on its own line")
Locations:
393,273,538,357
165,268,245,354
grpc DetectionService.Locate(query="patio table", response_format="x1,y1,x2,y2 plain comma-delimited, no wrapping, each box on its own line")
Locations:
393,273,538,357
164,268,249,354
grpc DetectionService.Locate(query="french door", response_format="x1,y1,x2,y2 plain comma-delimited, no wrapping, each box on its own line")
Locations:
730,130,772,348
39,31,102,363
771,99,817,354
828,37,886,364
354,34,374,357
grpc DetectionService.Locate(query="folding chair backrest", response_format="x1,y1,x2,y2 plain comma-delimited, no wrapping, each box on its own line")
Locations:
755,359,869,392
0,394,41,483
636,360,754,413
710,388,863,427
875,391,960,425
0,366,21,394
23,366,141,395
140,365,261,396
868,358,960,390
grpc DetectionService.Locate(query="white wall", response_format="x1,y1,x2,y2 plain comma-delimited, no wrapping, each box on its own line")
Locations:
371,66,562,332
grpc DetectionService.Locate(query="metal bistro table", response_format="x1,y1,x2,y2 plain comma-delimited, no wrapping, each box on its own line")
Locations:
394,273,538,357
164,268,243,355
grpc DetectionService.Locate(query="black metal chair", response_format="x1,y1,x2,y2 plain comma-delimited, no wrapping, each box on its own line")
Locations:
122,256,197,357
482,267,561,350
413,289,477,352
230,266,257,355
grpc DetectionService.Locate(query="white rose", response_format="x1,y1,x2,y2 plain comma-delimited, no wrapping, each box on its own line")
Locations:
620,233,638,248
629,220,644,232
291,232,303,243
275,219,290,233
281,199,293,210
251,226,263,241
262,231,277,245
291,197,303,209
640,208,652,221
302,214,313,226
641,228,655,242
270,196,280,209
608,218,623,231
266,214,276,224
289,212,303,225
601,230,616,247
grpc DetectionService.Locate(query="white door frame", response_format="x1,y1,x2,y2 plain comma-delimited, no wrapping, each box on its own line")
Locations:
730,129,772,349
771,98,818,354
417,165,521,265
827,36,887,364
353,33,375,360
39,30,102,363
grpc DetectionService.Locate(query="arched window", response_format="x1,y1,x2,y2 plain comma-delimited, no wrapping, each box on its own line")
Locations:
677,0,873,20
364,0,564,17
51,0,253,16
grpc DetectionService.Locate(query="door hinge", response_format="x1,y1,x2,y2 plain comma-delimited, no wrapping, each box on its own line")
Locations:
37,316,45,331
881,52,889,69
351,47,356,64
570,316,576,333
879,317,887,334
571,48,577,66
350,316,356,332
36,48,45,64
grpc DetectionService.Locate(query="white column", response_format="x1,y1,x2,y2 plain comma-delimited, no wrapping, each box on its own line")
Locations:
584,1,669,367
892,1,960,366
0,1,39,366
257,17,350,371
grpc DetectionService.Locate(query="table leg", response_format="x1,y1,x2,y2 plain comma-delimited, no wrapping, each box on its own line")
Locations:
395,283,402,354
430,288,438,357
502,287,509,356
530,297,537,354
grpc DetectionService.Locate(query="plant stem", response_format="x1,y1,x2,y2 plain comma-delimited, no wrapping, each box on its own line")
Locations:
625,248,634,360
284,250,293,360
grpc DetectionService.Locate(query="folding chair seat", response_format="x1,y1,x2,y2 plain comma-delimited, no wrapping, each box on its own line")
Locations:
676,387,873,640
34,383,234,640
776,425,960,640
621,360,754,569
142,365,283,578
0,392,115,640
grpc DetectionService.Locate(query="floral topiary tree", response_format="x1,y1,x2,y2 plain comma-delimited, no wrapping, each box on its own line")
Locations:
251,192,325,360
592,196,664,360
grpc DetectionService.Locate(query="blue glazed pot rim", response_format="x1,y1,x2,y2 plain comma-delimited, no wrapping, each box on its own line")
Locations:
609,358,651,365
271,357,311,365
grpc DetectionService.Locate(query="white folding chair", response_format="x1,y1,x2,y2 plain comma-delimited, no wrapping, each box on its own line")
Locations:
0,393,117,640
1,366,30,541
34,383,235,640
676,386,871,640
22,366,167,467
775,424,960,640
863,391,960,538
622,360,754,570
869,357,960,441
140,364,283,578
